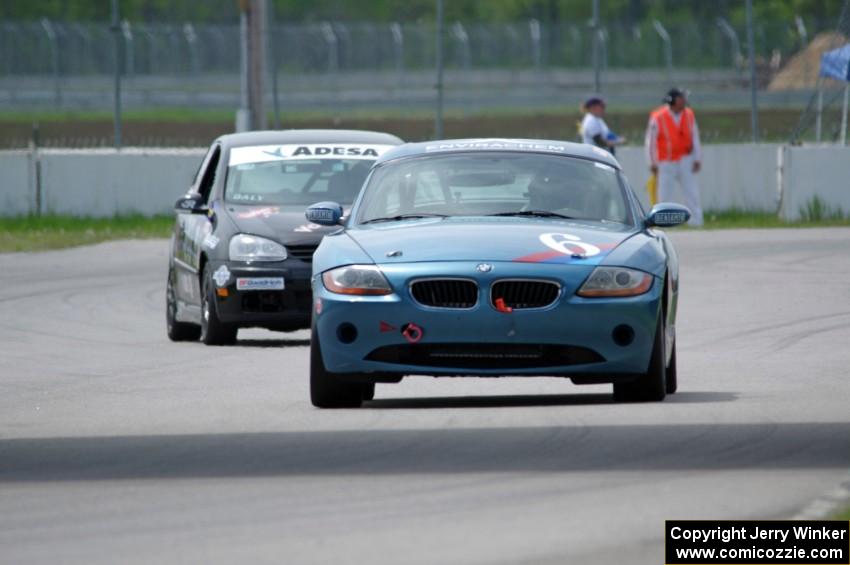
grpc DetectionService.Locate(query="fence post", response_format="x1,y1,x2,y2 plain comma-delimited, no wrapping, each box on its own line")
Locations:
268,2,281,129
841,83,849,146
652,19,673,87
321,22,339,74
598,28,608,77
745,0,759,143
529,19,542,69
110,0,122,149
591,0,600,92
435,0,445,139
452,22,470,70
183,23,198,75
390,22,404,75
40,18,61,108
816,87,823,143
237,8,250,131
716,17,742,68
122,20,134,80
30,123,42,217
794,16,808,84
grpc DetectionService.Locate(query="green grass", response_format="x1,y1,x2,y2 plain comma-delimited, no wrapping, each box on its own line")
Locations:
3,211,850,253
699,209,850,230
833,506,850,520
0,215,173,253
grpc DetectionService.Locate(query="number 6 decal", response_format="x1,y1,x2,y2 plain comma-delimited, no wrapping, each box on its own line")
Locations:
539,233,601,257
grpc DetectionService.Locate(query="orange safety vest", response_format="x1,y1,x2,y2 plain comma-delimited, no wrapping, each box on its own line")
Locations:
651,105,695,162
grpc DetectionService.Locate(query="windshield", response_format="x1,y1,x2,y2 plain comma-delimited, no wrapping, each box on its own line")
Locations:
356,152,632,225
225,158,375,206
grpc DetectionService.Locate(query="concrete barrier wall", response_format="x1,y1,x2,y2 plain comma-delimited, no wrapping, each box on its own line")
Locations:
1,148,205,217
615,144,781,212
0,144,847,218
0,151,32,216
779,145,850,221
38,149,206,217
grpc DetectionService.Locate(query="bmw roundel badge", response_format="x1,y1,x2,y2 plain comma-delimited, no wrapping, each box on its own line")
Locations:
476,263,493,273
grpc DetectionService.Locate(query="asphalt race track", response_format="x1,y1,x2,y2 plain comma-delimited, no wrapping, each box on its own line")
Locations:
1,229,849,564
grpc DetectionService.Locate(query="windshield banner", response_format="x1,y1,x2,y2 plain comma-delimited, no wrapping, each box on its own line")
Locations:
229,144,395,166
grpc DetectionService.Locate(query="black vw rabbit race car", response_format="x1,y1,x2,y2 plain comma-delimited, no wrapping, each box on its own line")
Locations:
166,129,403,345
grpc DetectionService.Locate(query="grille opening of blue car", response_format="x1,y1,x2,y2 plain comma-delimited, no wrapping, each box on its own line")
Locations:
411,279,478,309
365,343,604,369
491,280,560,310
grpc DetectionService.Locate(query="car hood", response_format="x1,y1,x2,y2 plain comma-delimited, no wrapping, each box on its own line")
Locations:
224,204,340,245
347,217,638,265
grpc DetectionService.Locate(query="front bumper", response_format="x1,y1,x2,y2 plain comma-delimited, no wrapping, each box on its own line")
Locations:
313,261,662,378
209,260,312,330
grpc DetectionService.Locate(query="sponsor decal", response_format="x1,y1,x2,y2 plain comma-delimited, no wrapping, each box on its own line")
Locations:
424,140,571,154
292,146,380,157
262,147,286,159
229,144,395,166
230,193,264,202
213,265,231,287
237,206,280,219
203,234,220,249
379,321,396,333
654,211,688,224
315,298,323,315
236,277,285,291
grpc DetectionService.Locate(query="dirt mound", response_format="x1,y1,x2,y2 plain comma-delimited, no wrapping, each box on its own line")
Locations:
769,32,848,91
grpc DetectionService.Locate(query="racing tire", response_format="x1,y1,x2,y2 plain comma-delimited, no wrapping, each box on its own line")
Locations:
310,326,365,408
166,267,201,342
665,343,678,394
613,310,667,403
361,383,376,402
200,264,238,346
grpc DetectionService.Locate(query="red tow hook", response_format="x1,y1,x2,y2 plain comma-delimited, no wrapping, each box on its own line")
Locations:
401,323,424,344
494,297,513,313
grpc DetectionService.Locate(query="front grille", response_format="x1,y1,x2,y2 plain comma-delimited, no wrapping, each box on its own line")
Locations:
365,343,604,369
242,291,285,313
410,279,478,309
491,280,560,310
240,290,311,314
287,244,318,263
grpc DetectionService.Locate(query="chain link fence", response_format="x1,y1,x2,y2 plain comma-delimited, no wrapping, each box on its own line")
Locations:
0,18,829,77
0,15,844,147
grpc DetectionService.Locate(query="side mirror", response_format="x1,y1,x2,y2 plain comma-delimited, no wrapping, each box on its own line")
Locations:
175,193,206,215
646,203,691,227
305,201,344,226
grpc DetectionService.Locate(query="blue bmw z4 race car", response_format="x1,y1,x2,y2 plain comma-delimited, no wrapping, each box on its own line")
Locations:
305,139,690,408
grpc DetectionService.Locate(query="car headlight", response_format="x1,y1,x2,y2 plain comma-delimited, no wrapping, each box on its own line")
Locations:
322,265,392,296
228,234,287,262
577,267,653,297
